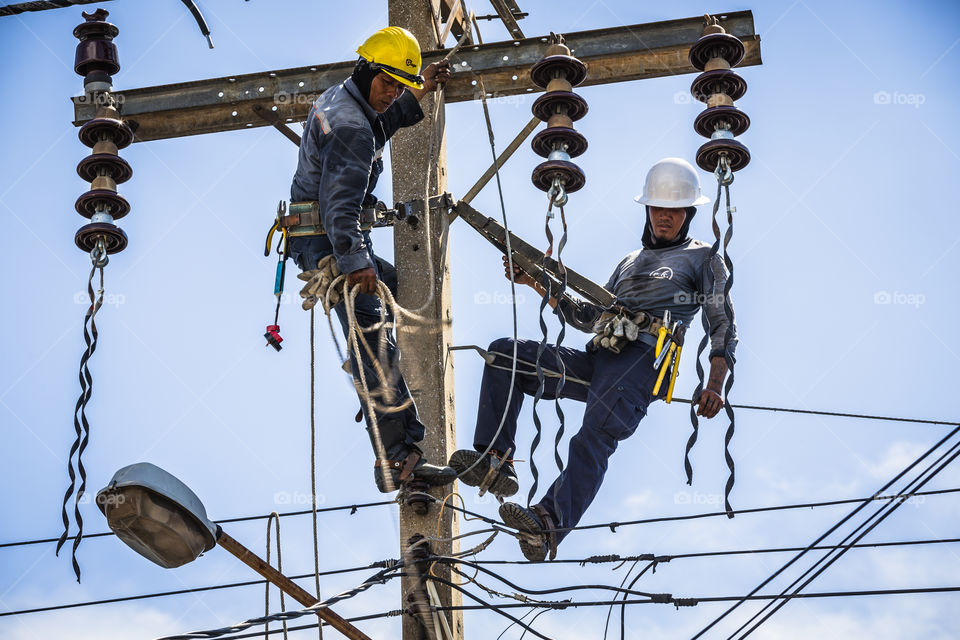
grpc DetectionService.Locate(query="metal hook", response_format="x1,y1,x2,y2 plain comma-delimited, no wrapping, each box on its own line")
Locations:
714,154,734,186
89,236,109,268
548,176,568,212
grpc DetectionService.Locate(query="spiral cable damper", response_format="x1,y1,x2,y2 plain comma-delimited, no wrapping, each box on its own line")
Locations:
58,8,133,582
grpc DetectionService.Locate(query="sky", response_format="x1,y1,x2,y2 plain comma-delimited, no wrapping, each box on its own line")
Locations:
1,0,959,638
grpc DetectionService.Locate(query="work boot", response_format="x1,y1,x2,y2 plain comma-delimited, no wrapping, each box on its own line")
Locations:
498,502,558,562
449,449,519,498
374,449,457,493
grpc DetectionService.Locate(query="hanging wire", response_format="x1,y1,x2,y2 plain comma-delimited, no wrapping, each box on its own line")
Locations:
57,236,108,583
263,513,288,640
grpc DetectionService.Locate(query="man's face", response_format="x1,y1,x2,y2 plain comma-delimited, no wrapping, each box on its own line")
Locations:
368,72,404,113
649,206,687,242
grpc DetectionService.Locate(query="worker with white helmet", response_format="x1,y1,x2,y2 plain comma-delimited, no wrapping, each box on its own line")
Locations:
286,27,455,493
450,157,737,561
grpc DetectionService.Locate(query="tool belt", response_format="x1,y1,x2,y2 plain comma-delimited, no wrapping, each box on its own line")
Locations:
278,200,384,237
590,309,665,354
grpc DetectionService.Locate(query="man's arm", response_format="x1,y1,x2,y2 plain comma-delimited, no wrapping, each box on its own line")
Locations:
503,256,604,332
697,253,738,418
379,61,451,139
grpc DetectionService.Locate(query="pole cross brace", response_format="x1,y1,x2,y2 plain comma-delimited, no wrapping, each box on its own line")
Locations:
452,200,615,309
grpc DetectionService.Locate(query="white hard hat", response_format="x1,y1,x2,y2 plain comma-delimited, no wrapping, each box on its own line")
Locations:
634,157,710,208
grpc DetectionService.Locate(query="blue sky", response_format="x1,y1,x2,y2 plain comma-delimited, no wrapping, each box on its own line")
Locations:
2,1,959,638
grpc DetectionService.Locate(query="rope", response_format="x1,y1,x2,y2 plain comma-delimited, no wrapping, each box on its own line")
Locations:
263,513,288,640
307,310,323,639
57,245,107,583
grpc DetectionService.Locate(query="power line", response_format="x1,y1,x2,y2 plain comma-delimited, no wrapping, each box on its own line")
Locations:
432,586,960,611
0,500,394,550
667,397,958,428
5,486,957,553
430,487,960,536
4,536,957,618
0,560,399,618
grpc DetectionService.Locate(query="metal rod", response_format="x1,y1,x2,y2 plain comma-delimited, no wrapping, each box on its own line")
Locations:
459,115,539,205
216,529,373,640
253,104,302,146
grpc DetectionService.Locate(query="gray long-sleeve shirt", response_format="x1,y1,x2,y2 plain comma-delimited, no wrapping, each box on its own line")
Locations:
290,77,424,274
558,239,738,361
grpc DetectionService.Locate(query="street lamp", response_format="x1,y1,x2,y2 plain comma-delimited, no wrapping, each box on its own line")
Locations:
97,462,372,640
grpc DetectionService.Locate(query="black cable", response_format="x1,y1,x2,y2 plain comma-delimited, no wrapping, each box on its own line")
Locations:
693,424,960,639
733,433,960,639
1,500,394,550
223,610,404,640
432,586,960,611
0,561,399,618
429,486,960,537
5,536,958,619
430,555,660,600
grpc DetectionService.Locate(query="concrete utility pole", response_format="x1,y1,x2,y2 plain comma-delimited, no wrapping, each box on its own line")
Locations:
387,2,462,639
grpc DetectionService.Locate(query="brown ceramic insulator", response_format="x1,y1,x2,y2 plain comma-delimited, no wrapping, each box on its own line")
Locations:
545,77,573,93
73,9,120,77
92,139,119,156
694,106,751,138
707,93,734,108
530,55,588,89
75,222,128,254
547,113,574,129
531,127,589,159
77,154,133,184
78,117,134,149
691,69,747,103
705,57,732,72
75,189,131,220
532,91,589,122
689,33,745,71
545,42,572,57
90,175,117,192
531,159,586,193
696,138,751,173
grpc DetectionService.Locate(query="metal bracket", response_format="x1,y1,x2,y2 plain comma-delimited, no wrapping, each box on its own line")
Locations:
394,192,455,229
453,200,616,309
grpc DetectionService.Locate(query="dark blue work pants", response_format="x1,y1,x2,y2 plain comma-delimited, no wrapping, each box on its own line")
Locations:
475,337,658,543
289,235,426,461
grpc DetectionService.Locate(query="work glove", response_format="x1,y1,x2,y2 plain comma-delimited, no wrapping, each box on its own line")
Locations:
298,257,341,312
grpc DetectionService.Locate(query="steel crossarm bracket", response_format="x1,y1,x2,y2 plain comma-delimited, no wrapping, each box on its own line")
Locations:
453,200,615,308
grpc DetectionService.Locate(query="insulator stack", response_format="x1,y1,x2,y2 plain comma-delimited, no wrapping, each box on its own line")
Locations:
529,33,588,199
690,15,751,173
74,9,131,256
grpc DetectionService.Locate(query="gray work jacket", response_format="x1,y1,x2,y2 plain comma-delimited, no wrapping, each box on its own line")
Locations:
290,77,424,273
558,239,738,361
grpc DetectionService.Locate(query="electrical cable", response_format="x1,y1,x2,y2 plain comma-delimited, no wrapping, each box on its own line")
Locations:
692,424,960,639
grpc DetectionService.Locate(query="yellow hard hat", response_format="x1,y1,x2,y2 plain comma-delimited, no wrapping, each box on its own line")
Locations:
356,26,424,90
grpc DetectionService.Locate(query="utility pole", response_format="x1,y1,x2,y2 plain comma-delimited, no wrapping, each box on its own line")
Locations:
387,2,462,639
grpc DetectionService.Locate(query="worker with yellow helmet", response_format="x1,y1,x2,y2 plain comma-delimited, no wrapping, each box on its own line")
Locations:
287,27,453,493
